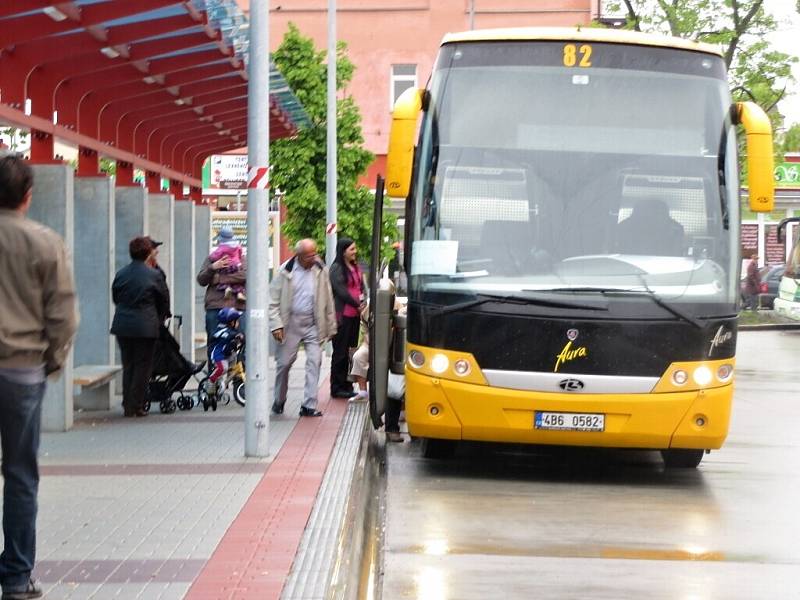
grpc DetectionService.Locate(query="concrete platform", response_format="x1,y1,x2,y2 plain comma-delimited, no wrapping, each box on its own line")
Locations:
1,353,371,600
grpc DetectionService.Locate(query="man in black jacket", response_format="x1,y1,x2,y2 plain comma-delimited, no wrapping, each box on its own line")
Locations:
111,237,171,417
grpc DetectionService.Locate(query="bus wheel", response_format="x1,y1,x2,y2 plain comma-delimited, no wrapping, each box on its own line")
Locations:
422,438,457,459
661,449,704,469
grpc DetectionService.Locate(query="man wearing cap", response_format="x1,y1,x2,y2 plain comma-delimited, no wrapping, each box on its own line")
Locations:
196,226,247,355
143,236,165,278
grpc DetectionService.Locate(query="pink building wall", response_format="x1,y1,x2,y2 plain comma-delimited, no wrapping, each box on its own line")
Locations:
237,0,598,170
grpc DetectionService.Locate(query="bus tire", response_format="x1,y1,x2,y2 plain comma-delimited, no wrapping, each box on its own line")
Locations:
661,449,704,469
422,438,457,459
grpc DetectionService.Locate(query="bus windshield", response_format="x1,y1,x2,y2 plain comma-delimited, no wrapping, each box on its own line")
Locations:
408,41,741,316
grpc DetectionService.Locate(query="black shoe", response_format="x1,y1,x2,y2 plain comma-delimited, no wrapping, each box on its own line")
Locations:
331,390,357,399
299,407,323,417
2,578,43,599
271,403,284,415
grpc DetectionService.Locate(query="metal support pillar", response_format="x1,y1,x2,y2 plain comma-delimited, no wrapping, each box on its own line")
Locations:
77,147,100,177
170,179,184,200
190,185,203,205
116,161,134,186
245,0,270,457
30,130,55,164
146,171,162,193
325,0,337,265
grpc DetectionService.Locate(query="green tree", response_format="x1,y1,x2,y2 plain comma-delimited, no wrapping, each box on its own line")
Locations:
602,1,798,126
778,123,800,154
0,126,29,151
100,158,116,176
271,23,398,264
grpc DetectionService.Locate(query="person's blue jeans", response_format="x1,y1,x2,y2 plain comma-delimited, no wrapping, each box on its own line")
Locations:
0,375,45,592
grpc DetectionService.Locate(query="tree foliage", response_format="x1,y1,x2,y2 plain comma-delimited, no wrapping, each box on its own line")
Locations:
271,23,398,265
778,123,800,154
603,0,798,129
0,126,29,151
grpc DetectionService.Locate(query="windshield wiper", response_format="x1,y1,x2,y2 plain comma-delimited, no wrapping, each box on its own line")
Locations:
433,292,607,316
538,284,702,329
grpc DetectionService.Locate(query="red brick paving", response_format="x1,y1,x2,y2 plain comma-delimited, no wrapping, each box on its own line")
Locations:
184,390,349,600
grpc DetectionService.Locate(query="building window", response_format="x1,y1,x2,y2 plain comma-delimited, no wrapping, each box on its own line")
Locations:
390,64,417,110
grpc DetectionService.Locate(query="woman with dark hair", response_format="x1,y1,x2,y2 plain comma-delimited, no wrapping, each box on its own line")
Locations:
111,236,171,417
329,238,366,399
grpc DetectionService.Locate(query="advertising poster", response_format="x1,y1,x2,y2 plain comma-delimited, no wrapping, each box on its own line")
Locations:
203,155,248,190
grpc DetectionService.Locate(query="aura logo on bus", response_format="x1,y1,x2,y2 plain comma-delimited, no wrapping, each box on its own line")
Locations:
708,325,733,356
554,329,588,372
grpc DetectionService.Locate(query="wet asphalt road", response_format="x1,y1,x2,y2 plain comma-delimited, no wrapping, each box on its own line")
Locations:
380,330,800,600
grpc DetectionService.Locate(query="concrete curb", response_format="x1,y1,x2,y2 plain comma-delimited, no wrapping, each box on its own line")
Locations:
281,401,384,600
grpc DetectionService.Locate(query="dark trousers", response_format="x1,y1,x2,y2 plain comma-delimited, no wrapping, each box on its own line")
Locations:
117,337,156,413
330,315,359,396
0,375,45,591
385,396,403,433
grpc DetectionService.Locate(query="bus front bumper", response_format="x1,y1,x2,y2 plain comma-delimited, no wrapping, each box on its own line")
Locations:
405,370,732,450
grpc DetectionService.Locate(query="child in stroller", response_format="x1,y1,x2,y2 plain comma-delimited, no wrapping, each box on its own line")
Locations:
146,319,206,413
198,307,246,411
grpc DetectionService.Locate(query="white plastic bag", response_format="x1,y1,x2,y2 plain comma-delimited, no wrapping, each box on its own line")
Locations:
387,372,406,399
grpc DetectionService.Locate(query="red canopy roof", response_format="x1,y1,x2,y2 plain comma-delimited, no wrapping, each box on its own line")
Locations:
0,0,309,190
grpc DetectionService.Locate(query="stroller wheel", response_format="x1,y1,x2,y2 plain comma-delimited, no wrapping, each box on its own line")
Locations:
211,397,218,411
233,377,246,407
202,398,209,412
176,394,192,411
164,398,177,414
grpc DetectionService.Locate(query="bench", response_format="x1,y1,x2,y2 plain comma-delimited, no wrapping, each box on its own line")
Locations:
73,365,121,411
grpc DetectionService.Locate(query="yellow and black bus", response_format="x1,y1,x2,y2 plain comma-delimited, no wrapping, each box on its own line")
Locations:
370,27,775,467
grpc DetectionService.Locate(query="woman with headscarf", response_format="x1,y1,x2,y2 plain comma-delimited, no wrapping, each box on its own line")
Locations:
328,238,366,398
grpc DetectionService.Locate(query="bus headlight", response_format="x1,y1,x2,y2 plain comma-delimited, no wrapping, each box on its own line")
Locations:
453,359,471,376
693,366,713,386
430,354,449,374
672,369,688,385
716,364,733,382
408,350,425,368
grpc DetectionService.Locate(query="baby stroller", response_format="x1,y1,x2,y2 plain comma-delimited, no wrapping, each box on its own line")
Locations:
145,320,206,414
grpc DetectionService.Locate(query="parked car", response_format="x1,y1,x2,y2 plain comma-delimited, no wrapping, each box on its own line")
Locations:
758,264,785,309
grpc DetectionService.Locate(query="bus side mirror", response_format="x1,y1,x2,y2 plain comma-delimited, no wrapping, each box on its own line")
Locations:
737,101,775,213
386,87,424,199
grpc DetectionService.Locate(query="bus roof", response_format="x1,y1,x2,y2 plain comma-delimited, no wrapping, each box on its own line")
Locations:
441,27,723,58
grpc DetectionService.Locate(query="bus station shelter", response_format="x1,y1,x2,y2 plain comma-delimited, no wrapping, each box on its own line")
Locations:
0,0,310,431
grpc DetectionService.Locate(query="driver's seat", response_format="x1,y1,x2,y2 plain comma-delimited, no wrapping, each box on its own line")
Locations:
481,220,535,275
616,199,685,256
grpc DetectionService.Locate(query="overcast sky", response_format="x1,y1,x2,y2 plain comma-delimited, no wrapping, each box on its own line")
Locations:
765,1,800,129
